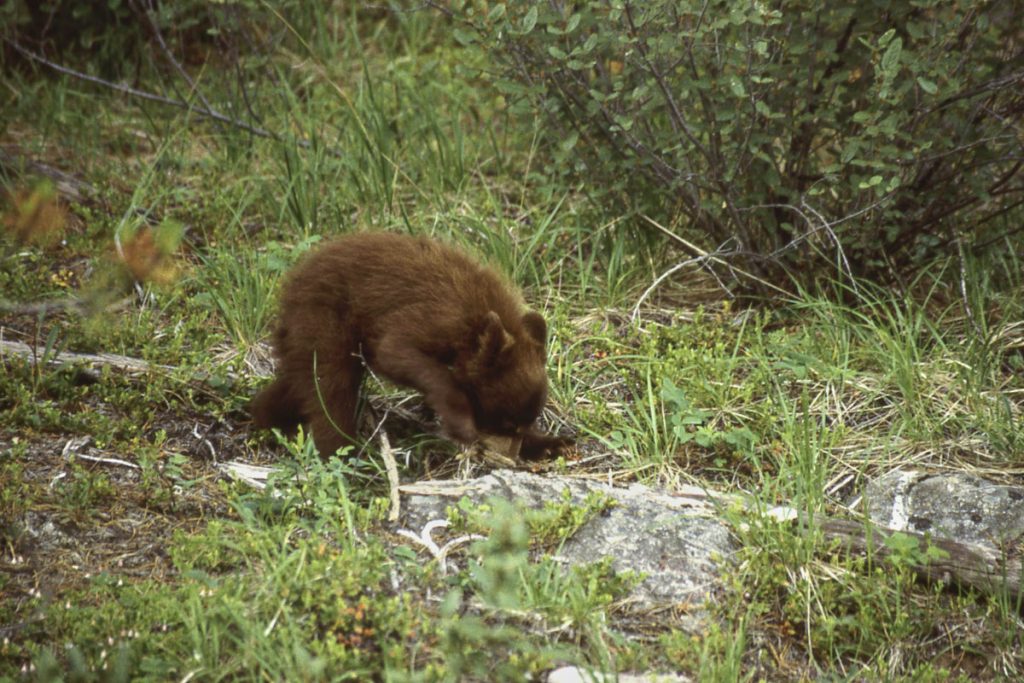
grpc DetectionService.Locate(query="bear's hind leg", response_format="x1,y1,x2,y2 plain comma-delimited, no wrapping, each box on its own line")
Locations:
251,378,304,434
302,349,365,458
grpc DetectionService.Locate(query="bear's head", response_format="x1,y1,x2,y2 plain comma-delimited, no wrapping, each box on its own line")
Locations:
453,310,549,436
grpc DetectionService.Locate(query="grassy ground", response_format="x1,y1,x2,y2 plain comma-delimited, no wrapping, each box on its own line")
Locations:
2,6,1023,681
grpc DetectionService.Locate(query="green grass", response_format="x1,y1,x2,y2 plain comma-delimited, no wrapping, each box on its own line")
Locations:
2,2,1023,681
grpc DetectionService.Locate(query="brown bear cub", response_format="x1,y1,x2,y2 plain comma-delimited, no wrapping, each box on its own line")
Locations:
251,232,571,459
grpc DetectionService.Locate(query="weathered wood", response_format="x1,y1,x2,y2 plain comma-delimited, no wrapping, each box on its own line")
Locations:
378,430,402,522
0,337,238,387
818,517,1022,599
1,338,162,377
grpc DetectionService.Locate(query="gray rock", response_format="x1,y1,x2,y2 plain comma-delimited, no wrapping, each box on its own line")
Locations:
547,665,691,683
398,469,735,614
863,469,1024,548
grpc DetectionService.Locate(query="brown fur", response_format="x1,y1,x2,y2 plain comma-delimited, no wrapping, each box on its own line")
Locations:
251,232,570,458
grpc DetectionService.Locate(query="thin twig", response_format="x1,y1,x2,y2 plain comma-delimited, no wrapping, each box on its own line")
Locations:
62,437,141,470
798,199,859,291
132,0,221,128
379,430,402,522
954,231,984,340
631,256,705,320
69,452,142,471
631,214,792,318
420,1,454,17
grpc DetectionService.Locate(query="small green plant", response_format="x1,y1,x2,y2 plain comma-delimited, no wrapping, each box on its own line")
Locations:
662,378,758,454
261,427,388,543
0,446,30,540
168,520,248,574
193,247,280,354
449,489,616,551
880,531,949,571
526,489,617,549
56,461,115,516
603,368,759,476
438,498,640,678
664,618,752,683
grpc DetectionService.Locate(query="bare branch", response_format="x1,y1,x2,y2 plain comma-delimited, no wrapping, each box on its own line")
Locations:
5,38,277,141
631,214,793,319
131,0,221,128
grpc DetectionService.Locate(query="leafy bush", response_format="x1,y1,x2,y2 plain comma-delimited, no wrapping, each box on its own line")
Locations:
456,0,1023,285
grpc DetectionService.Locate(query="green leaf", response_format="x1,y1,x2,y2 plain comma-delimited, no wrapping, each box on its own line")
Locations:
661,377,686,405
452,27,478,45
881,37,902,78
694,431,715,448
916,77,938,95
729,78,747,98
521,6,538,33
548,45,568,60
722,427,757,451
495,78,528,95
487,4,506,21
883,532,919,557
559,131,579,153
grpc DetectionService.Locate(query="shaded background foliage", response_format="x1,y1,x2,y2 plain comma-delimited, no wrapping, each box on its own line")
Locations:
453,0,1024,288
3,0,1023,291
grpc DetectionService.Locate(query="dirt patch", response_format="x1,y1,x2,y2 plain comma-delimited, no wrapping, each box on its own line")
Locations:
0,419,255,614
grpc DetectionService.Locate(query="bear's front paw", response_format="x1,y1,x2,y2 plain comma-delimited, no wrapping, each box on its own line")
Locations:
441,414,479,445
519,431,575,460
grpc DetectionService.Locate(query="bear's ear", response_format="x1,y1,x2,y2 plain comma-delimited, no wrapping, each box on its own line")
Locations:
477,311,515,366
521,311,547,346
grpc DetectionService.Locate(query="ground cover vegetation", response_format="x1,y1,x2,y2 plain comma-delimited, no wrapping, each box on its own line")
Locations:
1,1,1022,680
